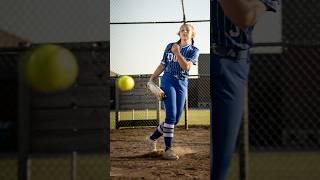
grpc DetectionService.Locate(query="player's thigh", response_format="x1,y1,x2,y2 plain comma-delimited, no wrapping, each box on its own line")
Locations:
161,78,177,118
218,57,250,94
175,80,188,115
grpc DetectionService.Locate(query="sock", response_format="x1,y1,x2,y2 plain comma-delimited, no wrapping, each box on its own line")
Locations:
164,137,172,151
163,123,174,151
150,122,164,140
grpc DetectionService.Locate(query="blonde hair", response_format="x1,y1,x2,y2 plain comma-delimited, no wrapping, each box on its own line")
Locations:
176,23,196,45
177,23,196,39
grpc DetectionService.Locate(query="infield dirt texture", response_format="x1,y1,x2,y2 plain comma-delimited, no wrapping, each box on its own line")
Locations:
110,126,210,179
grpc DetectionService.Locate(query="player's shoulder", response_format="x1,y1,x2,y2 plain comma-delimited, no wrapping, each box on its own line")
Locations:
166,42,175,48
163,43,174,51
260,0,280,12
190,45,200,52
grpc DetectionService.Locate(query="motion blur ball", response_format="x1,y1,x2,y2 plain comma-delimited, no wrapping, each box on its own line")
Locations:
117,75,135,91
25,45,79,93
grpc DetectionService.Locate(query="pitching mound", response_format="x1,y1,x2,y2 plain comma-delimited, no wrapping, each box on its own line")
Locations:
111,126,210,179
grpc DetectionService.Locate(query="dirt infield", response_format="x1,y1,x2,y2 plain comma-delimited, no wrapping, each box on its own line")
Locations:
110,126,210,179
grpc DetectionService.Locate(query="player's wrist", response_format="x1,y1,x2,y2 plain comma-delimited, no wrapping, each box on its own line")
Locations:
173,50,181,57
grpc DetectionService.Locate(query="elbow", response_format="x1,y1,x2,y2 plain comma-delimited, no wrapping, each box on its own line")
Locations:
226,11,257,29
182,64,191,71
233,16,256,28
228,12,257,28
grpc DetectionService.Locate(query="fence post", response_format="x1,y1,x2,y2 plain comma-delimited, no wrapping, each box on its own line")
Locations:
18,45,31,180
184,91,189,130
115,76,120,129
71,151,77,180
156,77,161,125
239,84,249,180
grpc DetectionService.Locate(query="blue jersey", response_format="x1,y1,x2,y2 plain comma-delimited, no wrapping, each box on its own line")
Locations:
211,0,279,49
161,43,200,79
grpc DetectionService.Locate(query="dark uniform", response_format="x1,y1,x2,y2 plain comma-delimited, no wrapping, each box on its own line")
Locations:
210,0,279,179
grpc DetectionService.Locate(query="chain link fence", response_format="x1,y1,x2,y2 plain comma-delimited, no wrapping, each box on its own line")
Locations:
0,1,108,45
249,48,320,151
1,0,109,179
0,43,109,180
245,46,320,180
1,0,317,179
111,47,320,180
110,75,210,129
111,2,320,180
110,0,320,179
242,0,320,179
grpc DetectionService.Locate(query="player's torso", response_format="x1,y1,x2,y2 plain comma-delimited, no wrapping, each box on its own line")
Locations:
211,0,254,49
163,43,195,78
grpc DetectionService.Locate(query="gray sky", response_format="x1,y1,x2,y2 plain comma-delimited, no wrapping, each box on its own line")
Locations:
0,0,109,43
110,0,282,75
0,0,281,76
110,0,210,75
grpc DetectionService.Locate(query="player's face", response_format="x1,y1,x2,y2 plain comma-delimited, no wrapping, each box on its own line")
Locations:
179,25,193,41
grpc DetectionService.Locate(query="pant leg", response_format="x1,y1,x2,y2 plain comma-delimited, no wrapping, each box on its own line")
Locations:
174,79,188,125
210,54,250,180
160,75,177,126
161,75,178,150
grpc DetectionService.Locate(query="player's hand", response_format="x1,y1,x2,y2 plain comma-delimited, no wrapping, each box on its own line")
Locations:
147,81,166,101
171,43,180,55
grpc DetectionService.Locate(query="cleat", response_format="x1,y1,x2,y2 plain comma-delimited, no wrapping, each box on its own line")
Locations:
145,136,157,152
163,148,179,160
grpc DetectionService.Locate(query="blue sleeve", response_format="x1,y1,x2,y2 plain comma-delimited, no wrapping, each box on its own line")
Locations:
161,43,172,66
261,0,279,12
186,48,200,65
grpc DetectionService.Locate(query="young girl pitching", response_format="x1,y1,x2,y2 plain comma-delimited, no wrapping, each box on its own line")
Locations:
145,23,200,160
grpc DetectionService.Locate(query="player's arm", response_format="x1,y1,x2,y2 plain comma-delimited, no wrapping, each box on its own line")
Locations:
171,44,193,71
218,0,267,28
149,64,164,81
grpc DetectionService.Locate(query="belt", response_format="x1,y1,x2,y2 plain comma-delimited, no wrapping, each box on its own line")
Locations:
174,75,186,80
163,73,187,80
211,45,249,59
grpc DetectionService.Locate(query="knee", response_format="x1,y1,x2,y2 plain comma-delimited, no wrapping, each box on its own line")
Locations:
165,116,176,125
165,112,176,124
174,115,182,125
174,109,184,125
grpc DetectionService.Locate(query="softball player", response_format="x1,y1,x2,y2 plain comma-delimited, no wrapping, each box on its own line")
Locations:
211,0,279,179
145,23,200,160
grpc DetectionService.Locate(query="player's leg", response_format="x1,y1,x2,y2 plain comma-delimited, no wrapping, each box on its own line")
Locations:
161,77,177,152
145,121,163,152
174,79,188,125
210,54,250,180
160,75,179,160
146,75,177,151
162,78,187,160
161,79,188,160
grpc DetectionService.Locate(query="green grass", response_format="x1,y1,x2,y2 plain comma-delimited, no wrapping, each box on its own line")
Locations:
0,154,108,180
2,152,320,179
228,151,320,180
110,109,210,129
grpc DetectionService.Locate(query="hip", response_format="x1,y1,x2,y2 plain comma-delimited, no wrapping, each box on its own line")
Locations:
211,44,250,60
161,73,188,88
